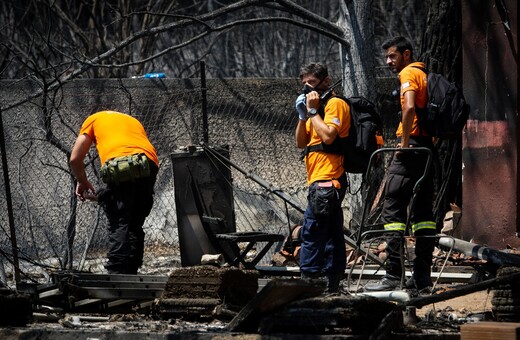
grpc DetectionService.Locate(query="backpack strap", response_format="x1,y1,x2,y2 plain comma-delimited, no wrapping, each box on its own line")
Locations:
303,143,324,155
301,96,349,159
409,65,430,136
301,144,321,161
411,65,428,75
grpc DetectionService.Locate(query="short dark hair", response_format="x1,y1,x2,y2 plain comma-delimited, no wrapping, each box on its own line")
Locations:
382,36,414,59
299,62,328,81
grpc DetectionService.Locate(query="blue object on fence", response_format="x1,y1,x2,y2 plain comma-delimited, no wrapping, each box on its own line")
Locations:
132,73,166,79
143,73,165,78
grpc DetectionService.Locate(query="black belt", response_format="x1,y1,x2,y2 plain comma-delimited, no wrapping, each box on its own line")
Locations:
396,136,433,147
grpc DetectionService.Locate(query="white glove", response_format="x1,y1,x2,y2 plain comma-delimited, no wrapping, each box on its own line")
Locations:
295,94,308,121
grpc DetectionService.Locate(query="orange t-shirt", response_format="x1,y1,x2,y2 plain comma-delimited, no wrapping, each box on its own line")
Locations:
79,111,159,166
396,61,428,137
304,97,351,185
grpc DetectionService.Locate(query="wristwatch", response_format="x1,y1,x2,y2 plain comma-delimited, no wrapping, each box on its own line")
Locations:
308,108,318,116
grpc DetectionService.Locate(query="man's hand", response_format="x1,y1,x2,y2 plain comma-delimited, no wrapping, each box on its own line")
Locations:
396,142,414,158
306,91,320,111
76,181,97,201
295,94,308,121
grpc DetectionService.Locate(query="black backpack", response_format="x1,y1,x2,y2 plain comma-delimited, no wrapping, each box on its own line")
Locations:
413,66,470,138
303,95,383,174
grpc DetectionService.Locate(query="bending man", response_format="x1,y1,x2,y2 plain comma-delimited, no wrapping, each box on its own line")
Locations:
70,110,159,274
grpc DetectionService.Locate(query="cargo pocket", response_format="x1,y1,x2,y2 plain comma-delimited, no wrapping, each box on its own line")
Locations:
96,187,112,207
310,181,339,217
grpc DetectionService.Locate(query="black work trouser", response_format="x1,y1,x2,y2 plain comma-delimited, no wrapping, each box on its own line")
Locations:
384,229,436,287
98,163,158,274
381,146,436,287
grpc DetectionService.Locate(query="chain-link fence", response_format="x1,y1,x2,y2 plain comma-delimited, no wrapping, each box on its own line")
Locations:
0,73,400,285
0,77,304,283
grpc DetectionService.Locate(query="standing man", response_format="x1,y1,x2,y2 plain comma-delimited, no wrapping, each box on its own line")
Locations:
295,63,350,294
364,36,437,293
70,110,159,274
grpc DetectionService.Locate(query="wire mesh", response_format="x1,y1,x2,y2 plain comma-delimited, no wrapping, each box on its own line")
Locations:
0,78,325,282
0,73,402,284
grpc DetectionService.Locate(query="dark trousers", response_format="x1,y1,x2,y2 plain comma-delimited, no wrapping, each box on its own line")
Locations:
99,163,158,274
300,174,347,277
384,229,436,287
381,148,436,287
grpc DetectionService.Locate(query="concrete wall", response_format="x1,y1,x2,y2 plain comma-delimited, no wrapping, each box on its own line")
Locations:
461,0,519,247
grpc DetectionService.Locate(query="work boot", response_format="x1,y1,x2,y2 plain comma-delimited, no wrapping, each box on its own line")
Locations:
300,271,322,280
105,263,126,274
405,275,433,296
405,276,416,289
406,274,432,289
300,271,326,292
364,274,401,291
324,272,344,295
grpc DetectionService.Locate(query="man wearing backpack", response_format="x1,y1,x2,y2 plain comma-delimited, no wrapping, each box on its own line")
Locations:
295,62,351,294
364,37,437,293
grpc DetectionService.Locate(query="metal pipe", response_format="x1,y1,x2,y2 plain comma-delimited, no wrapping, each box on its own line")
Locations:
0,107,21,286
439,236,520,266
353,290,410,303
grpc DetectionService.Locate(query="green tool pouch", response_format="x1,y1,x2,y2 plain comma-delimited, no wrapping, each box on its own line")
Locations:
100,153,150,184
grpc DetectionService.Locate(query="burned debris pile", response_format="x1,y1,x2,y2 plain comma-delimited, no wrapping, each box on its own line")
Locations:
21,272,167,314
257,294,399,336
491,265,520,322
0,286,32,327
158,265,259,320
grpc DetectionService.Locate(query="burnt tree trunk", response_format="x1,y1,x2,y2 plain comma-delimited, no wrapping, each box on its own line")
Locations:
421,0,464,230
337,0,380,229
421,0,463,81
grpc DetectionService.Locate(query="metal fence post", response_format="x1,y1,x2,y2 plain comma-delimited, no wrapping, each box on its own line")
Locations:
201,61,208,144
0,107,21,286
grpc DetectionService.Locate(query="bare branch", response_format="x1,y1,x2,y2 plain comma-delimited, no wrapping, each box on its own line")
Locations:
82,16,348,70
275,0,345,37
2,0,345,111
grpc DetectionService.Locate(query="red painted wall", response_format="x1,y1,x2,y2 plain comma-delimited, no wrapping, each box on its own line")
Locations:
461,0,518,248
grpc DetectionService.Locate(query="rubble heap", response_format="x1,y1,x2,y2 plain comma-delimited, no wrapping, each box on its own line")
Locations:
158,265,259,320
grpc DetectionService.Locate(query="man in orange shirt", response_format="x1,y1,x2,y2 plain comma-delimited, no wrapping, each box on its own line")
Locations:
295,63,350,294
70,111,159,274
364,37,436,293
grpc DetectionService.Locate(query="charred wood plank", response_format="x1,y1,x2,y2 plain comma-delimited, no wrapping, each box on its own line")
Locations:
226,278,326,332
256,295,399,336
406,270,520,309
76,287,164,300
162,266,258,307
159,298,221,307
368,309,403,340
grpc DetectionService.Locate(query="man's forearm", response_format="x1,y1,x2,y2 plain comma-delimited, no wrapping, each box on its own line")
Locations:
310,115,337,145
295,120,308,149
70,160,88,184
400,107,414,147
69,134,93,184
